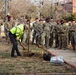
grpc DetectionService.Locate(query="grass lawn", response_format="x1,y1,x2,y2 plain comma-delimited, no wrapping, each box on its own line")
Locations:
0,38,76,74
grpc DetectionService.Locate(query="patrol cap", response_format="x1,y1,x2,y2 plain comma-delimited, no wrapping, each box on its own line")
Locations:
35,18,38,20
26,19,30,22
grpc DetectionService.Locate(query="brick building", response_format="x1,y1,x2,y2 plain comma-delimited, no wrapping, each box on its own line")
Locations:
73,0,76,13
62,0,76,13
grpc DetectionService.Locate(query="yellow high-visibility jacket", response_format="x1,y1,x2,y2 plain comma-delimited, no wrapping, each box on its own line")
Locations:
10,24,24,39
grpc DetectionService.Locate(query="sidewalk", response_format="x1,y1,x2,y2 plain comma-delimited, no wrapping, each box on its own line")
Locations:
48,48,76,68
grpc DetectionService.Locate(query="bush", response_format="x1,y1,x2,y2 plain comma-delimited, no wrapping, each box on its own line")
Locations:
62,14,73,21
62,13,76,21
71,13,76,21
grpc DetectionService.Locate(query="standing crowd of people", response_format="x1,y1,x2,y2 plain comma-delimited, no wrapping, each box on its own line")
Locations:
31,18,76,51
0,15,76,57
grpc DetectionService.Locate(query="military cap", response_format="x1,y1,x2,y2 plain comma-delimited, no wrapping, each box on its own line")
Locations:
35,18,38,20
26,19,30,22
39,19,43,22
45,17,50,22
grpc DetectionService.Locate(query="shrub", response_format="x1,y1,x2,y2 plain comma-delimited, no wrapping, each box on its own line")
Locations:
71,13,76,21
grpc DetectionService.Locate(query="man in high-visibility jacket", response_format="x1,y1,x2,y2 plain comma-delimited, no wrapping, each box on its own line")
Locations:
9,24,25,58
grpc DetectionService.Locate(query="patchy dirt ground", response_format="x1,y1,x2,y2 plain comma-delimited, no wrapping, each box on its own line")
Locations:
0,37,76,74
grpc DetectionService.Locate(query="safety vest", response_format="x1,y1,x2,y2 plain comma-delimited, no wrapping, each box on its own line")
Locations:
10,24,24,38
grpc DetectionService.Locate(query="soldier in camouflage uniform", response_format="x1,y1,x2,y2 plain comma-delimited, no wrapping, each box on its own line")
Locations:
22,20,29,44
74,28,76,49
36,19,44,46
51,20,59,48
4,20,14,43
58,22,69,49
58,23,64,49
41,18,50,48
49,19,54,47
62,23,68,49
52,20,61,48
69,21,76,50
68,21,72,45
32,18,39,45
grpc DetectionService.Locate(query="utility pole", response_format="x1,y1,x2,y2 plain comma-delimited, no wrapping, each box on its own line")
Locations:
5,0,8,21
39,0,44,19
50,0,53,19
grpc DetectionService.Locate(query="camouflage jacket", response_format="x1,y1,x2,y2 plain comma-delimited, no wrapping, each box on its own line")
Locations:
33,21,39,32
43,22,50,32
69,25,76,36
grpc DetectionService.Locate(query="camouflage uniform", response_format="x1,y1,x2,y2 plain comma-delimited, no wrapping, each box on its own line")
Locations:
74,29,76,46
58,25,64,49
49,22,53,47
5,21,14,32
58,24,68,49
69,24,76,50
62,24,68,49
49,20,58,48
22,24,29,44
36,22,44,45
68,23,72,45
32,21,39,44
41,22,50,48
74,28,76,49
52,22,59,48
4,21,14,43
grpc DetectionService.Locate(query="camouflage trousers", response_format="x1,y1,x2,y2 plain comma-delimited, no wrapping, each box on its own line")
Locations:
74,36,76,45
49,33,53,47
22,31,28,43
5,32,10,44
32,31,41,45
41,31,50,48
32,30,37,44
70,35,76,50
58,34,67,49
74,36,76,50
